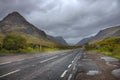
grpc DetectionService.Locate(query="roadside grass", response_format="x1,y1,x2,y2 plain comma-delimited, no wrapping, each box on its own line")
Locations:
90,49,120,60
84,37,120,60
42,47,60,52
0,47,40,54
0,47,64,54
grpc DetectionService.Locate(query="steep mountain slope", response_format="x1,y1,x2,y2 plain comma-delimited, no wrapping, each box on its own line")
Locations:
47,35,68,45
93,26,120,41
0,12,62,47
77,26,120,45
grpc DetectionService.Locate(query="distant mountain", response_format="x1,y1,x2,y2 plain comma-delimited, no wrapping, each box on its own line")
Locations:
47,35,68,45
77,26,120,45
92,26,120,41
0,12,64,47
76,37,93,46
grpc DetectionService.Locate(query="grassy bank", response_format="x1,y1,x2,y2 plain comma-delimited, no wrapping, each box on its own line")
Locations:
0,47,61,54
0,46,79,54
84,37,120,60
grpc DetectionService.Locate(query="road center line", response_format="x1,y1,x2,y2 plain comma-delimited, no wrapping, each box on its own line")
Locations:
68,74,73,80
0,69,20,78
32,65,35,67
16,59,25,62
61,70,68,77
72,60,74,63
61,54,65,56
73,66,76,70
68,64,72,68
40,56,58,63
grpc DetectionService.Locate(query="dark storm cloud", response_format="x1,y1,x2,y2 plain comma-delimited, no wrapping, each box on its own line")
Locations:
0,0,120,44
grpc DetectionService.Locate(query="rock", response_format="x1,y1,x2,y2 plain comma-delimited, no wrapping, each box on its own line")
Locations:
101,56,119,62
112,69,120,78
86,70,101,76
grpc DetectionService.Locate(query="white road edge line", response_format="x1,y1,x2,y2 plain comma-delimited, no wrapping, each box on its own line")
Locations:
0,69,20,78
68,74,73,80
68,64,72,68
40,56,58,63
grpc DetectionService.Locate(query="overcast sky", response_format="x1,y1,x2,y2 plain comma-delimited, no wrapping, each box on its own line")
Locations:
0,0,120,44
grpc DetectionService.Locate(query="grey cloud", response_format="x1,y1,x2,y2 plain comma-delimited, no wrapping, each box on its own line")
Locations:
0,0,120,44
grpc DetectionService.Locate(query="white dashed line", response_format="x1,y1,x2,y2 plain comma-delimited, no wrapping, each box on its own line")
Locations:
73,66,76,70
16,59,25,62
72,60,74,63
61,70,68,77
32,65,35,67
0,58,30,66
0,61,12,65
68,74,72,80
27,57,34,59
0,69,20,78
61,54,65,56
40,56,58,63
68,64,72,68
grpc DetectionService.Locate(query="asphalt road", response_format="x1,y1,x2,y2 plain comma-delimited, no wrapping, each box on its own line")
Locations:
0,49,82,80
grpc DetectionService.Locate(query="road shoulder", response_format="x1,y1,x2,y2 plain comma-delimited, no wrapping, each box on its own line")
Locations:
75,52,120,80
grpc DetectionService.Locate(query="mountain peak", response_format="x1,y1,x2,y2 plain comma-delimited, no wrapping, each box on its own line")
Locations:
2,11,26,22
9,11,21,15
6,11,23,17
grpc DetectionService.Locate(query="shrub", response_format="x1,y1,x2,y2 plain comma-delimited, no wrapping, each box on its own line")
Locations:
3,34,27,50
84,43,96,51
86,37,120,60
0,42,2,50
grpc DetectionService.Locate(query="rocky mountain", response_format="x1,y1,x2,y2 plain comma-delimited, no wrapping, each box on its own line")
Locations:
0,12,47,38
77,26,120,45
92,26,120,41
0,12,65,47
47,35,68,45
76,37,93,46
